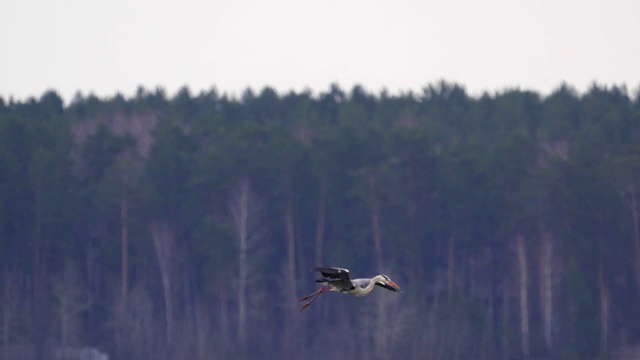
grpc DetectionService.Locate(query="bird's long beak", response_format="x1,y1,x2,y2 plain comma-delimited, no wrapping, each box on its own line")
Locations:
388,279,401,290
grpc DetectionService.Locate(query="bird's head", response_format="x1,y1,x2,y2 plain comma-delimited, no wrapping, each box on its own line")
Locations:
376,274,401,292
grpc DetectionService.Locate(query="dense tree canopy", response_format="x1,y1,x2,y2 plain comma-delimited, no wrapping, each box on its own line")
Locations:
1,82,640,359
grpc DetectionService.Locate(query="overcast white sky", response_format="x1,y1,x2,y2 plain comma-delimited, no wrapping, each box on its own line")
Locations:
1,0,639,102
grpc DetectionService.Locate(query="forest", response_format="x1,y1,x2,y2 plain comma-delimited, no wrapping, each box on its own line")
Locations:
1,82,640,360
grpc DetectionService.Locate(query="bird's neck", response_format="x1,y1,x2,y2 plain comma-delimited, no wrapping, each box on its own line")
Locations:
364,275,385,293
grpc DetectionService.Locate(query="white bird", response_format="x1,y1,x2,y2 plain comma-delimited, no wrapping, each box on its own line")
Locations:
299,267,402,311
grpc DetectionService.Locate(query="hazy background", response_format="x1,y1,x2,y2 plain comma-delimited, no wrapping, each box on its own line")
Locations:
2,0,639,102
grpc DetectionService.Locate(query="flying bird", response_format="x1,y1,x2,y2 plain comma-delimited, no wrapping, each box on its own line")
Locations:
299,267,401,311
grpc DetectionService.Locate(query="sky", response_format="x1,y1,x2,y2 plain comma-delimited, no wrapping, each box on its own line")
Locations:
1,0,639,103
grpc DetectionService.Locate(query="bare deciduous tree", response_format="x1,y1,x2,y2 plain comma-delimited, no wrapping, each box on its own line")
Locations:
100,152,140,329
598,259,610,353
539,232,555,352
282,185,299,357
314,180,327,267
369,175,383,271
229,177,265,349
113,280,160,359
193,298,215,360
516,233,530,357
150,221,176,346
1,266,26,359
51,261,91,347
447,229,457,298
627,183,640,299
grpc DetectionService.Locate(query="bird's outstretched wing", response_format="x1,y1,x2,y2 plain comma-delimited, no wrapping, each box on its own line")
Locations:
313,267,354,290
313,267,351,281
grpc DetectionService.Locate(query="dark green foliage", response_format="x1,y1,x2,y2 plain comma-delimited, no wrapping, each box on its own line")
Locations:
1,84,640,360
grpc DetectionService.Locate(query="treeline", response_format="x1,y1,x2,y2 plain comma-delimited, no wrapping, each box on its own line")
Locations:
1,82,640,359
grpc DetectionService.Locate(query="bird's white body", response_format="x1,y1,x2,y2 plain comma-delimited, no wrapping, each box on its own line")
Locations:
320,275,388,297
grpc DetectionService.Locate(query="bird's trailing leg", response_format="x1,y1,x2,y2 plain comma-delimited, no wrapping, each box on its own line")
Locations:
299,288,327,311
299,288,323,302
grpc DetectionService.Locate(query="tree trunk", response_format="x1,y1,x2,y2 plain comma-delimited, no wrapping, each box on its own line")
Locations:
314,180,327,266
32,164,51,358
501,284,510,360
539,232,554,353
369,175,383,270
598,255,610,353
448,229,456,298
630,184,640,299
150,221,175,346
517,233,530,357
485,247,496,359
230,178,250,348
33,164,46,295
367,175,389,358
285,192,297,303
2,268,17,357
116,195,130,358
51,262,91,347
375,295,389,359
194,298,211,360
120,195,129,307
282,186,298,356
218,285,230,355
